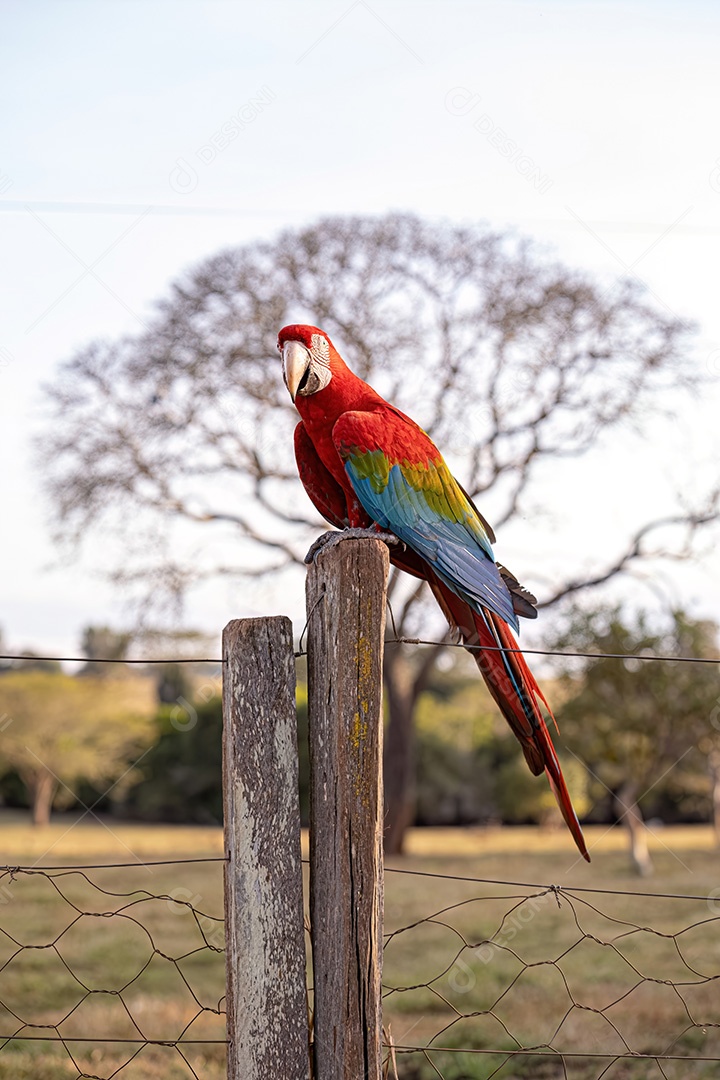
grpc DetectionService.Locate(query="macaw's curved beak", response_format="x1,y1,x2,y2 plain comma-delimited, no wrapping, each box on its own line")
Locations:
282,341,311,402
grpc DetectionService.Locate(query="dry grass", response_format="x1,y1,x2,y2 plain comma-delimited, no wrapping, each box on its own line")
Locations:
383,824,720,1078
0,810,224,861
0,812,225,1080
0,815,719,1078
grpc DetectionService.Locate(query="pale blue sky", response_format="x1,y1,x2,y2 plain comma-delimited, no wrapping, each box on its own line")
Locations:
1,0,719,657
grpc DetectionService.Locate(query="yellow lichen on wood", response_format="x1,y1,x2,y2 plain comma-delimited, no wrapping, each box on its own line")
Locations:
351,710,368,750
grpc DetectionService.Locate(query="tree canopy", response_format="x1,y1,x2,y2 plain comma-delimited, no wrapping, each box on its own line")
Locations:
0,670,156,824
553,608,720,872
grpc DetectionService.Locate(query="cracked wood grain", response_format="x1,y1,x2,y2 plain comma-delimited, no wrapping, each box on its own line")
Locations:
306,539,389,1080
222,616,309,1080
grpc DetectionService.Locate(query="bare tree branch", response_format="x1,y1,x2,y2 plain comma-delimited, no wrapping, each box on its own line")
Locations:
540,503,720,608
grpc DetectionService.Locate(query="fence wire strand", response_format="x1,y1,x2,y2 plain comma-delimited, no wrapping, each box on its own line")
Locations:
2,640,719,666
0,862,227,1079
384,637,720,666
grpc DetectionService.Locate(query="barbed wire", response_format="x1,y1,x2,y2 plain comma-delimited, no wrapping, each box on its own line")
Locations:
0,861,227,1079
300,858,720,905
386,636,720,665
0,654,223,664
2,641,719,668
383,865,720,904
1,857,228,871
380,867,720,1079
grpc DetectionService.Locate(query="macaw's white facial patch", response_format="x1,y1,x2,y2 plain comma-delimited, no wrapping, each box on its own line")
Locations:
310,333,330,369
282,333,333,399
300,333,331,395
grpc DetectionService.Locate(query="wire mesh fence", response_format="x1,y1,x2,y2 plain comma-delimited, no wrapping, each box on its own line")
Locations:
2,856,719,1079
0,858,227,1079
381,866,720,1080
2,597,720,1078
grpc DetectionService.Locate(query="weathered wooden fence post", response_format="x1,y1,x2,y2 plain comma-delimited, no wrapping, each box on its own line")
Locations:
222,617,309,1080
306,539,389,1080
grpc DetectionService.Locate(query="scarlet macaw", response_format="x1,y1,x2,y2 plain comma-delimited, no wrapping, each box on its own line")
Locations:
278,323,589,861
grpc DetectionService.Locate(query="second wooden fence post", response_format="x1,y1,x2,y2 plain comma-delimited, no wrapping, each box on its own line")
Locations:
306,538,389,1080
223,617,309,1080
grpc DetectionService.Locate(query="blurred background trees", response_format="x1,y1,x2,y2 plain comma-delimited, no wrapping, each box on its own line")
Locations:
0,669,155,824
0,607,717,872
34,212,720,851
553,608,720,873
79,626,131,676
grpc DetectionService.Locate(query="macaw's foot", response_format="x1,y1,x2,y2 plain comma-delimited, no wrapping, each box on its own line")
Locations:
304,528,404,565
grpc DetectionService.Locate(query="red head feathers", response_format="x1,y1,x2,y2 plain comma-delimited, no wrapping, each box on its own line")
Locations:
277,324,333,352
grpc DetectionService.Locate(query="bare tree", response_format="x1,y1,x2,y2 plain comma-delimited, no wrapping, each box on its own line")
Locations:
38,212,718,851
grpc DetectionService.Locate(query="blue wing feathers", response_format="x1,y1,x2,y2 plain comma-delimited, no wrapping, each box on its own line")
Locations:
346,460,519,631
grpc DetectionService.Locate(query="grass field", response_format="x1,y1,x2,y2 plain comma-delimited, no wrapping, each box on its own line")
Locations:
0,815,719,1078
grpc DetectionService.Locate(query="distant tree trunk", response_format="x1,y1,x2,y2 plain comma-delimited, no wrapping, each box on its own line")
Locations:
707,747,720,844
616,781,653,876
383,649,416,856
383,639,445,855
28,769,57,826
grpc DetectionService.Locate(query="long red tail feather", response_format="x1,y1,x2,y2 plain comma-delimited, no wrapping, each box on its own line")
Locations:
481,610,589,862
390,547,589,861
